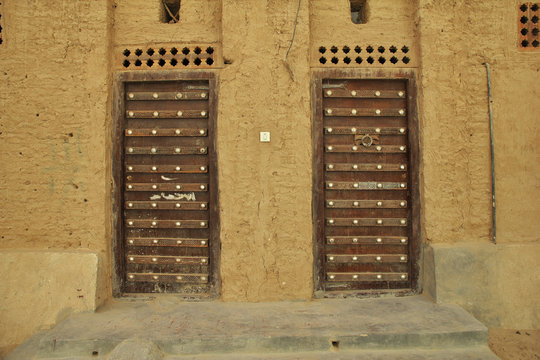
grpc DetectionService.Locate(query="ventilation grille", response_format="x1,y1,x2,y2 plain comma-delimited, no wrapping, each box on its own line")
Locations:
315,45,415,67
0,2,4,46
518,2,539,51
117,44,221,70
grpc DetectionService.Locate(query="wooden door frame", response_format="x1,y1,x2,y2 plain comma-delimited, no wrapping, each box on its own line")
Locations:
111,70,221,298
311,68,421,297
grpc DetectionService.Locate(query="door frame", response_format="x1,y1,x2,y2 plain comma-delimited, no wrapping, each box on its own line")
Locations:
111,70,221,298
311,68,421,297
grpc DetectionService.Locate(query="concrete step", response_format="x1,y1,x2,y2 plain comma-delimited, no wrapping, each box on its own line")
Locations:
171,347,499,359
7,295,498,359
11,346,499,360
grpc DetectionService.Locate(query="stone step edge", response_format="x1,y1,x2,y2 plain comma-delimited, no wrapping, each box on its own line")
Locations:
35,330,489,358
167,346,499,360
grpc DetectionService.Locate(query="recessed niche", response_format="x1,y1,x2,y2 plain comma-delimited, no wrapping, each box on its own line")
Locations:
161,0,181,24
350,0,367,24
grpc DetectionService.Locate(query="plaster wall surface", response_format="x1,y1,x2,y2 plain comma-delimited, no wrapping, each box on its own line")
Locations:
113,0,221,46
0,0,111,252
218,0,313,301
0,250,99,356
418,0,540,244
310,0,417,45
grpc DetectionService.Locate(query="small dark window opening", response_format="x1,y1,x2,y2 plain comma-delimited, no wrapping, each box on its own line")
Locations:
350,0,367,24
161,0,181,24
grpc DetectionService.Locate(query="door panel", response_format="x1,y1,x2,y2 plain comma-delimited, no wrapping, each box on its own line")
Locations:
315,78,415,292
119,79,218,295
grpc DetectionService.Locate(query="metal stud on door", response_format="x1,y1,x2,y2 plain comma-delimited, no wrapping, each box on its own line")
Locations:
319,79,413,291
121,79,216,294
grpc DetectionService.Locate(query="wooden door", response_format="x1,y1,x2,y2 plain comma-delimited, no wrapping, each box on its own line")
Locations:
116,76,219,296
314,76,418,293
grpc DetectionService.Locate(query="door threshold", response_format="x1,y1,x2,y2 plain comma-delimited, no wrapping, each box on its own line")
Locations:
314,288,414,299
118,292,213,302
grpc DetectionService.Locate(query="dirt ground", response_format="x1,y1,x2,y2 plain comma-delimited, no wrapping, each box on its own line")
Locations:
489,329,540,360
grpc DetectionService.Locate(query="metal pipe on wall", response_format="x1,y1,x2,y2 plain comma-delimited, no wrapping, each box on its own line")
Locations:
483,62,496,244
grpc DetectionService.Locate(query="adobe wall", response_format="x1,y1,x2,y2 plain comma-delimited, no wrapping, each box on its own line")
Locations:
310,0,418,47
0,1,111,253
113,0,220,45
1,0,539,355
418,0,540,244
418,0,540,328
0,0,112,355
218,0,313,301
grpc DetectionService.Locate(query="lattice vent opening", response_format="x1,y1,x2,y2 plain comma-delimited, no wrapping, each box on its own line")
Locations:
120,45,216,70
518,2,539,50
0,1,4,45
318,45,411,66
161,0,181,24
350,0,367,24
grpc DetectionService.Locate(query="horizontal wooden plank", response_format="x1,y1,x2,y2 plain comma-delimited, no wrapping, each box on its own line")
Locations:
125,201,208,210
127,237,208,247
326,181,407,190
326,218,407,227
125,128,207,137
126,110,208,119
325,144,406,153
323,89,406,99
327,272,408,282
126,272,209,283
324,126,406,135
326,254,407,263
324,108,406,117
125,219,208,229
326,236,408,245
126,91,209,101
125,183,207,191
126,146,207,155
126,255,208,265
326,163,407,172
326,199,407,209
126,164,207,173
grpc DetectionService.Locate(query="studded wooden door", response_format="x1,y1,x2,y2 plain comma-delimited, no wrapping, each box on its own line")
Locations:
313,75,419,293
115,74,219,296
